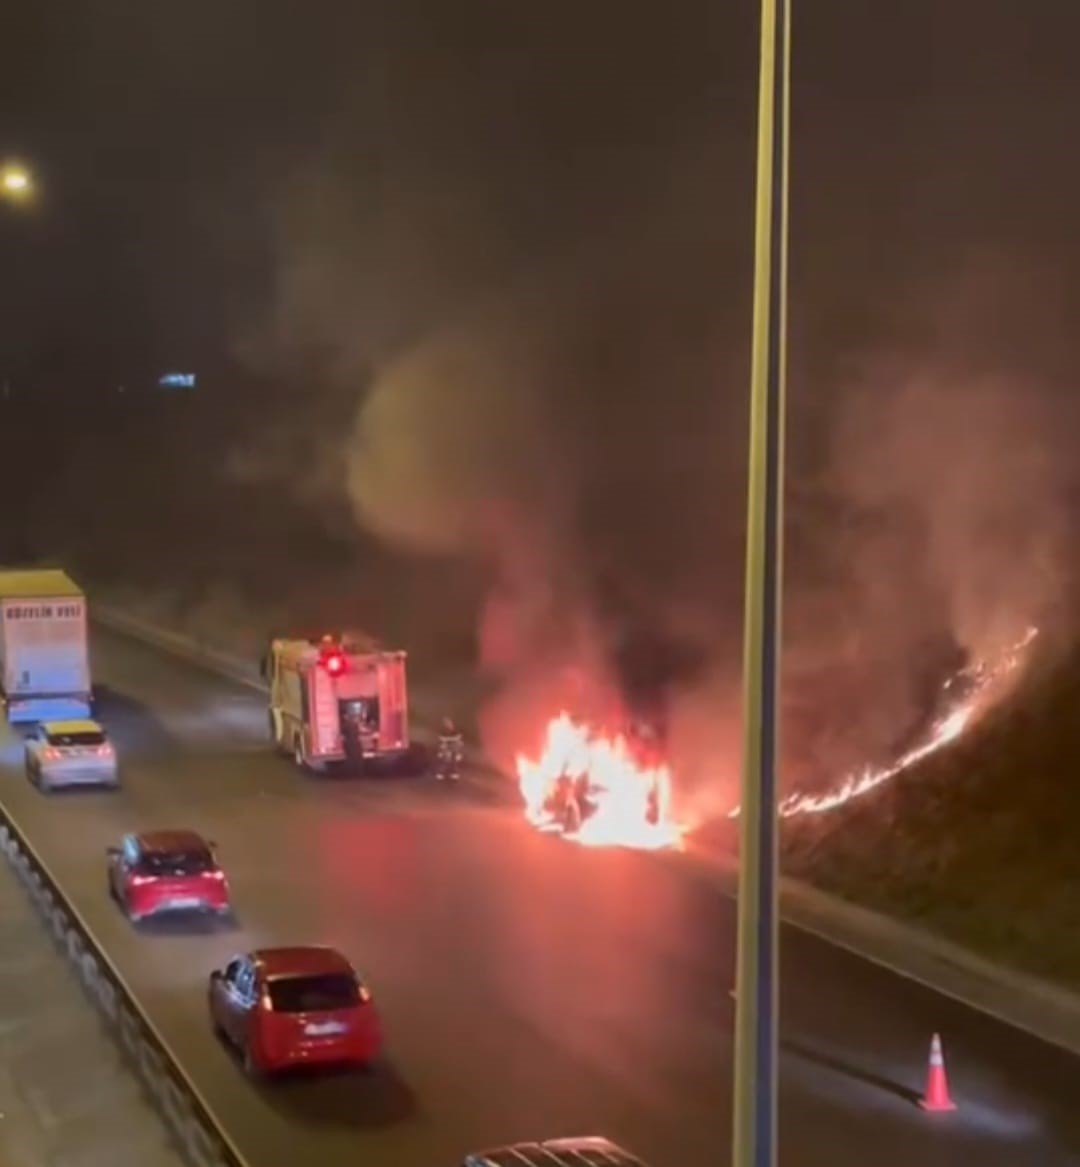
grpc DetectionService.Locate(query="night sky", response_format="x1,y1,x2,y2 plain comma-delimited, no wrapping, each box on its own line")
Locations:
1,2,1078,389
1,3,1079,799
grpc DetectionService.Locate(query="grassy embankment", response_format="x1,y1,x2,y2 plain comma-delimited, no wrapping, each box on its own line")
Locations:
782,641,1080,989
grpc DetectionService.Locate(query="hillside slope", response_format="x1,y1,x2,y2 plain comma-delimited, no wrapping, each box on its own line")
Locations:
782,641,1080,988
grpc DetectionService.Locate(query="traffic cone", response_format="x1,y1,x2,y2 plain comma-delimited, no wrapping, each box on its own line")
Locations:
919,1033,957,1112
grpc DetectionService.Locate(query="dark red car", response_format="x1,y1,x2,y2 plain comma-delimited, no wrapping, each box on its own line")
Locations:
208,946,382,1076
107,830,230,922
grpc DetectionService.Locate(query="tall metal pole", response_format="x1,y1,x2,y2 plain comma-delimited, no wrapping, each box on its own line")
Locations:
732,0,790,1165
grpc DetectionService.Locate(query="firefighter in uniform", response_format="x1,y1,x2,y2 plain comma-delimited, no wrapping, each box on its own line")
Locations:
434,717,465,782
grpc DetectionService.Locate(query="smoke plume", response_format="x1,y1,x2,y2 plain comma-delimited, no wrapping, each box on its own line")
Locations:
231,7,1080,821
241,229,1074,821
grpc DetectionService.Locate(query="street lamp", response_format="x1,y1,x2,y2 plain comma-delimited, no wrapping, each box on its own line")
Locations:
732,1,790,1166
0,163,34,202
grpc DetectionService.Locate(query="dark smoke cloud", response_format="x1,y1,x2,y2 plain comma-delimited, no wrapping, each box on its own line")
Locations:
785,371,1070,789
242,227,1074,822
233,8,1080,821
333,215,746,773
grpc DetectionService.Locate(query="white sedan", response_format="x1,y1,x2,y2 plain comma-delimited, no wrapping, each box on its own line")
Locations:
25,720,118,791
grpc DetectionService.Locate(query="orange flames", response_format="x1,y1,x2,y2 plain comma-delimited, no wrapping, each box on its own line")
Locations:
732,624,1039,819
516,627,1038,848
515,713,686,851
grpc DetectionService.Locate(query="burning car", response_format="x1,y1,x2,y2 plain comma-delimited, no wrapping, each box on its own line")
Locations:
515,712,683,851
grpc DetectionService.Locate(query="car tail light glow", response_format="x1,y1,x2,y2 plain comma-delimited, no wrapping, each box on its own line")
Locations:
129,874,152,887
358,985,371,1003
259,989,274,1012
204,870,226,881
96,744,113,756
42,747,60,761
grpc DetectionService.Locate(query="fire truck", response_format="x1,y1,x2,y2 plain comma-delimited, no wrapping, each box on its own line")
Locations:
261,634,410,773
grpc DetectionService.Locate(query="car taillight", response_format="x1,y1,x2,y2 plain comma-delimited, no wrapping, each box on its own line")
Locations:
42,748,60,761
259,990,274,1012
204,870,226,881
358,985,371,1004
96,744,113,757
129,875,152,887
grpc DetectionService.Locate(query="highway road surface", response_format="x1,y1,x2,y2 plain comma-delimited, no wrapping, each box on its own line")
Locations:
0,624,1077,1167
0,823,184,1165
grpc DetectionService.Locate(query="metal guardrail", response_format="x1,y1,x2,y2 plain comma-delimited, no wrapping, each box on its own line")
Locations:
0,802,251,1167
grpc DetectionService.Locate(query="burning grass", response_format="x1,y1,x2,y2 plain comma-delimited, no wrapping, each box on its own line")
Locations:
782,634,1080,990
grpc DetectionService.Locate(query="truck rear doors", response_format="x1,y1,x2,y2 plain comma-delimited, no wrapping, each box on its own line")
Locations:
375,653,408,753
306,662,343,759
1,597,90,721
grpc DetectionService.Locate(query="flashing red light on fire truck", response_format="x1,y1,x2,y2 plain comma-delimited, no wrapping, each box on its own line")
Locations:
317,637,347,676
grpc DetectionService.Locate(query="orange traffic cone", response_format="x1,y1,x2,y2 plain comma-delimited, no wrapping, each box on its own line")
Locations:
919,1033,957,1112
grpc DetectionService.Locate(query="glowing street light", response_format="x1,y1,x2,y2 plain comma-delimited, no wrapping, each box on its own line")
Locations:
0,163,34,202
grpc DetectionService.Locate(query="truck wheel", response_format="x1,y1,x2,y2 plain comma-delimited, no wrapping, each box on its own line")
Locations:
269,712,285,754
292,735,327,775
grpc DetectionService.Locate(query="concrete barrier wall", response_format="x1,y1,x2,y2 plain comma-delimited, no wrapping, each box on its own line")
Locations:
0,803,250,1167
94,604,266,692
94,602,1080,1060
701,851,1080,1057
93,603,485,761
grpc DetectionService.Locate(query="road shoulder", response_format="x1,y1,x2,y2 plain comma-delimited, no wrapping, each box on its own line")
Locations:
0,850,184,1166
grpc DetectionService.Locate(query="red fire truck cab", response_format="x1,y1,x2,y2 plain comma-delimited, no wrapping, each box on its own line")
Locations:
262,635,410,773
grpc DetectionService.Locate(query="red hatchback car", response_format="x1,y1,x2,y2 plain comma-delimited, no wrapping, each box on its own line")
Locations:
208,946,382,1076
107,830,231,922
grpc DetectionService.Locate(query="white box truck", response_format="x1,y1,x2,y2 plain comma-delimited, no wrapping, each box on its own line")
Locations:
0,569,91,723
